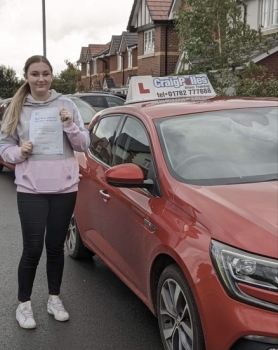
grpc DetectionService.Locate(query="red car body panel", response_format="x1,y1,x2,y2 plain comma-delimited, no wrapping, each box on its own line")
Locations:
174,181,278,258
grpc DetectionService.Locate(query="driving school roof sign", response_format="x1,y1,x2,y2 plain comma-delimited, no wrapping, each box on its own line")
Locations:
125,75,216,104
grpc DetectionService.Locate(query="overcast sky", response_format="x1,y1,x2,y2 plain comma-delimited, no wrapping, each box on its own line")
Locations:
0,0,134,78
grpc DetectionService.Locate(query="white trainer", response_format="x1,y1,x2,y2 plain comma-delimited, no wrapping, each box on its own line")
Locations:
16,301,36,329
47,295,69,321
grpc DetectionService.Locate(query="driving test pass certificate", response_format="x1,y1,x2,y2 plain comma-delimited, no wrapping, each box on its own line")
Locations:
29,107,63,155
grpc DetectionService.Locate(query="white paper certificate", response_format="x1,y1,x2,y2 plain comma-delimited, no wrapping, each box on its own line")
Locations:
29,107,63,155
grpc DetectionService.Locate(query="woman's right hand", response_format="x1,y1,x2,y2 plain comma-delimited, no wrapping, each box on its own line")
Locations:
21,141,33,157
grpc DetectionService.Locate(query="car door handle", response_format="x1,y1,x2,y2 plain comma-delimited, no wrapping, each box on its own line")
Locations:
99,190,110,202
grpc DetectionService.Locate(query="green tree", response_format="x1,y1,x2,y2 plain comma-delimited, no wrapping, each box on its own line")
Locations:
175,0,277,95
51,60,81,94
0,65,23,99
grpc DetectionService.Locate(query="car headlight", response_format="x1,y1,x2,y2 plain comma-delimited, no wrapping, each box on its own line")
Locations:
210,240,278,312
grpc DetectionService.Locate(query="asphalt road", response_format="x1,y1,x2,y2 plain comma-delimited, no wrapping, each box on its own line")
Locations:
0,167,163,350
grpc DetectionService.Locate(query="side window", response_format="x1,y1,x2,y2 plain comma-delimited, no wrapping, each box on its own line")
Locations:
82,96,106,109
90,116,121,165
106,96,125,108
113,117,153,179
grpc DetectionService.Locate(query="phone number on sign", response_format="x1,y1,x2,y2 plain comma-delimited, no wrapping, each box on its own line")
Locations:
157,89,212,98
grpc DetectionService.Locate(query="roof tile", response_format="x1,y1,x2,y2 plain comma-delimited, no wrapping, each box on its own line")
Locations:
147,0,172,20
89,44,110,57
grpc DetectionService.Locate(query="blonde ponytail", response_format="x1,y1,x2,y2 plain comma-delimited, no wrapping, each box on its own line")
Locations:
3,82,30,135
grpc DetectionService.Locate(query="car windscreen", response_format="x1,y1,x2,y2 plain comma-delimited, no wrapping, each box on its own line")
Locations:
155,107,278,186
70,98,96,124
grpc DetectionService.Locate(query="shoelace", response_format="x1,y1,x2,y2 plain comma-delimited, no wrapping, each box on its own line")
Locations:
21,308,34,318
51,300,66,312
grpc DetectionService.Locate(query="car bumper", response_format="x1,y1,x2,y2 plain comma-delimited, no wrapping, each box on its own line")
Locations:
193,274,278,350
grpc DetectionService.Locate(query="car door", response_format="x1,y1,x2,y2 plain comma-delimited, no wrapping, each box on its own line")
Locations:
98,115,163,297
76,115,122,256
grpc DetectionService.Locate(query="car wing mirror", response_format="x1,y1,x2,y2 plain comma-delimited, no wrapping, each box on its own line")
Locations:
105,163,154,189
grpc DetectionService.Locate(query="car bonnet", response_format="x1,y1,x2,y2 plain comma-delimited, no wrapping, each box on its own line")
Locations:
173,181,278,258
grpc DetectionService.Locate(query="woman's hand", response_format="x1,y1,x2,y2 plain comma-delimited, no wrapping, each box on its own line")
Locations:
21,141,33,157
60,108,72,123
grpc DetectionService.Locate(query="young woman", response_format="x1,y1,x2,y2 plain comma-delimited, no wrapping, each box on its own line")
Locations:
0,55,90,329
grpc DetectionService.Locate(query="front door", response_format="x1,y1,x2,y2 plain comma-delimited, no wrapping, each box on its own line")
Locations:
98,116,158,297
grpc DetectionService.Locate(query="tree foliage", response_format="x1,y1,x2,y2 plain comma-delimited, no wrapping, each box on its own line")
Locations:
234,63,278,97
175,0,277,95
51,60,81,94
0,65,23,99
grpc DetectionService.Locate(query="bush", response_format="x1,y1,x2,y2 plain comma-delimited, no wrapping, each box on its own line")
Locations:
234,65,278,97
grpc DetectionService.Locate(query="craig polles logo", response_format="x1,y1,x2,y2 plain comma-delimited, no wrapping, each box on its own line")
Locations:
153,76,209,88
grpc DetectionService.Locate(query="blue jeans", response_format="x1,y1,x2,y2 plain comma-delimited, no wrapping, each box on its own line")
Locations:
17,192,77,302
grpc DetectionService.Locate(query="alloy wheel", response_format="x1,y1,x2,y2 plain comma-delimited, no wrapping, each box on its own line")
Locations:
159,278,194,350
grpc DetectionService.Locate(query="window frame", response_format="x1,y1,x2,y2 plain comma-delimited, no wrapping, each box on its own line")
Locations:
89,114,124,166
117,53,122,71
86,62,90,76
260,0,278,29
112,115,153,177
127,49,133,68
144,29,155,55
89,113,161,196
93,58,97,74
111,114,161,196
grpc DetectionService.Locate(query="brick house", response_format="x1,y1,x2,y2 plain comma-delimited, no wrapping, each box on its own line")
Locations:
78,0,277,92
127,0,180,77
78,32,138,92
118,32,138,86
78,44,110,90
172,0,278,78
246,0,278,79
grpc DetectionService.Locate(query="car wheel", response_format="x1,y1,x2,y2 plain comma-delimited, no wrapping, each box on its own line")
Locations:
0,164,3,172
66,215,93,259
157,264,205,350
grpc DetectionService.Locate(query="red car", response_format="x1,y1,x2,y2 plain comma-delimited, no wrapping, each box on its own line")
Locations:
67,75,278,350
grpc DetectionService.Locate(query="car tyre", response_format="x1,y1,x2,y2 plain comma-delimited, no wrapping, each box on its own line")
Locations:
66,215,93,259
157,264,205,350
0,164,3,172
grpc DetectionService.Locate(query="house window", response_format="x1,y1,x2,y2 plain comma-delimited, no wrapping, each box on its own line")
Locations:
127,49,133,68
86,62,90,76
144,29,154,54
117,53,122,70
93,59,97,74
260,0,278,29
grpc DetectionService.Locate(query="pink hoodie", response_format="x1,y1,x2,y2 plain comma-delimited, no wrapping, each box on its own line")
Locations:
0,90,90,193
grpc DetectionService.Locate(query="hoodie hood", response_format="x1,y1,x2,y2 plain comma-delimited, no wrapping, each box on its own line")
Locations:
24,89,62,107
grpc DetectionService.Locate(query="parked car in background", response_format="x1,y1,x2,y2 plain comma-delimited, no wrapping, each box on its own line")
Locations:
74,92,125,111
0,95,97,172
67,75,278,350
0,98,12,129
108,92,127,100
68,95,97,127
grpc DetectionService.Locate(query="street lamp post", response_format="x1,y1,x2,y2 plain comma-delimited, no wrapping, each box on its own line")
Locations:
42,0,46,57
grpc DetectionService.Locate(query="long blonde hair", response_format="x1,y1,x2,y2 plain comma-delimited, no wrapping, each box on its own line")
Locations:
3,55,53,135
